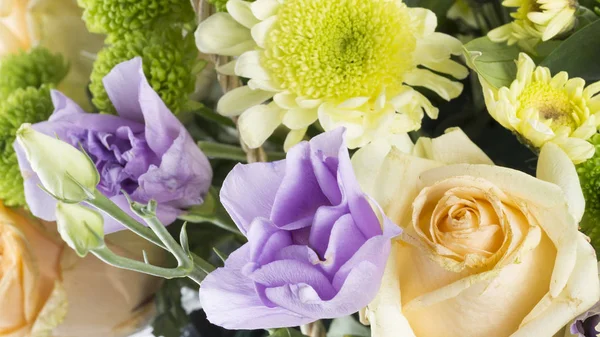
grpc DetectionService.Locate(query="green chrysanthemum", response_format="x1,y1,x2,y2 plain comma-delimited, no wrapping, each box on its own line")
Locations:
78,0,195,35
577,133,600,254
0,86,54,207
0,47,69,100
90,29,199,114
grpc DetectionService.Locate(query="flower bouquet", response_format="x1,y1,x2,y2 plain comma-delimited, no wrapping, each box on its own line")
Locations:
2,0,600,336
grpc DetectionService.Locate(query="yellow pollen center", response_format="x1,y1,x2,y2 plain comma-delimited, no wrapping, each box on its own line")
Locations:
262,0,417,100
517,81,579,130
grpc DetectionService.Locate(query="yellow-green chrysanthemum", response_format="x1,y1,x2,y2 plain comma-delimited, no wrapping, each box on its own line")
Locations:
195,0,468,150
481,53,600,163
488,0,577,49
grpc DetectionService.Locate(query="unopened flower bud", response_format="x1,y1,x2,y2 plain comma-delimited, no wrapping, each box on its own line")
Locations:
56,202,104,257
15,123,99,202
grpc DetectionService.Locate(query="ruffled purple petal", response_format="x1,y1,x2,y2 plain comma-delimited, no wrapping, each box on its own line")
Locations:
220,161,286,234
199,245,314,330
101,58,145,123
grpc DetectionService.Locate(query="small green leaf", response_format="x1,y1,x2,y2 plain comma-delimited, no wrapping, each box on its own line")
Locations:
269,328,307,337
540,19,600,83
463,36,521,89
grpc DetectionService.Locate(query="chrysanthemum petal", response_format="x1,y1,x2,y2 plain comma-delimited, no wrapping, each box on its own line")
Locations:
251,0,281,20
487,24,512,42
421,59,469,80
407,7,437,37
251,16,277,48
195,13,255,56
282,107,318,130
217,86,275,117
238,103,284,148
552,137,596,164
543,8,575,41
284,128,307,152
404,69,464,101
227,0,260,29
236,51,273,85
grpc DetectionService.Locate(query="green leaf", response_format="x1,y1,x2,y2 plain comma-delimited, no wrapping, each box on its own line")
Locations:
179,187,243,237
540,19,600,83
463,36,521,89
269,328,307,337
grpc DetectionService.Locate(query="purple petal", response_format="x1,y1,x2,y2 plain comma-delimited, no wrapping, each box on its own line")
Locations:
135,128,211,208
270,142,330,229
321,213,367,275
199,245,314,330
307,204,349,258
249,259,336,301
220,161,286,234
246,218,293,267
101,57,144,123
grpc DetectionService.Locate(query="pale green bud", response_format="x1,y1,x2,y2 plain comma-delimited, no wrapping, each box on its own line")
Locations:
56,202,105,257
15,123,100,202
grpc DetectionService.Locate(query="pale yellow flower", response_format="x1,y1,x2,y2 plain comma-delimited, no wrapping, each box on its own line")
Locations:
352,129,599,337
488,0,577,49
0,203,164,337
481,53,600,163
196,0,468,150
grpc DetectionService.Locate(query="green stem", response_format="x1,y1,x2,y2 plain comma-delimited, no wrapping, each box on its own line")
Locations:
142,212,194,272
198,141,248,161
86,190,216,277
194,107,236,128
92,247,191,279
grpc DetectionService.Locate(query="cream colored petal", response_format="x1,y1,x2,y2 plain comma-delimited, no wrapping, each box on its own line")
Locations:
404,68,464,101
273,92,298,109
0,0,13,17
542,8,575,41
338,97,370,109
537,142,585,223
282,107,318,129
0,21,24,55
251,15,277,48
250,0,281,20
352,145,442,225
366,242,417,337
238,103,284,148
407,7,437,37
387,133,414,154
195,13,255,56
413,128,493,165
515,234,599,337
235,51,271,82
217,86,274,116
487,24,512,43
551,137,596,164
421,58,469,80
226,0,260,28
420,163,577,297
216,59,237,76
283,127,307,152
516,53,536,85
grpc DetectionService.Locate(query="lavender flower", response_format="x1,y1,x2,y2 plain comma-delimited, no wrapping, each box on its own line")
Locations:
571,302,600,337
14,57,212,233
199,129,400,329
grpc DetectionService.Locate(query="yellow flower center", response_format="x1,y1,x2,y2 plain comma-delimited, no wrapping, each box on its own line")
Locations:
262,0,416,100
517,81,579,130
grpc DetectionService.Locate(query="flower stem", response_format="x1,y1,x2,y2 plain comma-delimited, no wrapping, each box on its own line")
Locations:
86,190,215,280
198,141,248,162
92,246,191,279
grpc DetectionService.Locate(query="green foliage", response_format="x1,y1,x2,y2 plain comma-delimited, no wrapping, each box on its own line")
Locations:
208,0,230,12
0,86,54,206
89,29,199,114
78,0,195,35
0,47,69,100
577,134,600,254
463,36,521,89
540,19,600,83
151,278,192,337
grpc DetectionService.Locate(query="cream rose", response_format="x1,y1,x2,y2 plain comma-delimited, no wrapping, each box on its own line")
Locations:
0,203,165,337
353,129,600,337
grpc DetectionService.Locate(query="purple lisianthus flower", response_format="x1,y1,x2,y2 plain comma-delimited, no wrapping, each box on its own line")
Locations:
14,57,212,233
571,302,600,337
199,128,400,329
